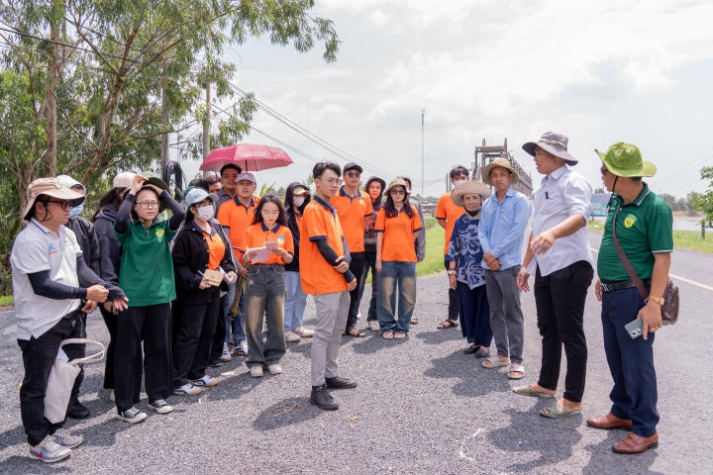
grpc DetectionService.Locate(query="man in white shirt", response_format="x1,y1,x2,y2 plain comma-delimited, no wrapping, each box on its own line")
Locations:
514,132,595,419
11,178,127,463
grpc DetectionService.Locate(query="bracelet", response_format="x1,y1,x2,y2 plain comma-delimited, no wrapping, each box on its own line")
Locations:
447,270,456,275
648,295,664,306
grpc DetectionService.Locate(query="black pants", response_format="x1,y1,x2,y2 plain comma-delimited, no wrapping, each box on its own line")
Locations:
209,292,230,363
114,303,172,412
444,258,458,321
356,252,379,322
534,260,594,403
173,295,220,387
18,311,84,446
69,313,87,407
345,252,365,331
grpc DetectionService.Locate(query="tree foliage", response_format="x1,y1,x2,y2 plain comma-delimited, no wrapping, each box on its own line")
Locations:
0,0,339,294
693,166,713,228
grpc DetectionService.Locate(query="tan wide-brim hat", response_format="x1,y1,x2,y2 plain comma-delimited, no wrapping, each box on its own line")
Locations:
522,131,578,166
481,157,519,186
451,181,492,207
23,177,86,220
384,178,410,196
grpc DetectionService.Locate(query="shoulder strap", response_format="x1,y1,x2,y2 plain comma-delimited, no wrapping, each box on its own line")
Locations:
612,204,648,300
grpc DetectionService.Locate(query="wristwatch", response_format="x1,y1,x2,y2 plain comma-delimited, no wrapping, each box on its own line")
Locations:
648,295,665,306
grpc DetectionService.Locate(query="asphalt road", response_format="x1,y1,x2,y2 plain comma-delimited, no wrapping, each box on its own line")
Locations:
0,230,709,474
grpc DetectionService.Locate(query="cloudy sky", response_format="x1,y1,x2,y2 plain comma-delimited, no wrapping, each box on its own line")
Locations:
182,0,713,199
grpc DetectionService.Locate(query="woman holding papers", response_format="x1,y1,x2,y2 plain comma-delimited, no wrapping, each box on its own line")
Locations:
171,187,236,396
243,193,294,377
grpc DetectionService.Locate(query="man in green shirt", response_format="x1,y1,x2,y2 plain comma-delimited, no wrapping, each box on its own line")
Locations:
588,143,672,455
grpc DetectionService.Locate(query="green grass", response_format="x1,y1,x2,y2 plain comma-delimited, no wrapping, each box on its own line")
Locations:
417,217,446,277
588,221,713,254
0,295,13,307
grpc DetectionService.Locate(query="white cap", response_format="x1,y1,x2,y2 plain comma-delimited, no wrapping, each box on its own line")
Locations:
56,174,86,193
113,171,136,189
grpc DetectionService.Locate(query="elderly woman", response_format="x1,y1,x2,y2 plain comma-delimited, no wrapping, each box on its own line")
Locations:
172,187,236,396
445,181,493,357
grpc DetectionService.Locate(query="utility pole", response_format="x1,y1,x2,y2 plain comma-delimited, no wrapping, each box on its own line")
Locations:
421,108,425,198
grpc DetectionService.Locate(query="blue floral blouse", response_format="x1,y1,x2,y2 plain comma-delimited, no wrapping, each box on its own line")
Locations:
445,215,486,290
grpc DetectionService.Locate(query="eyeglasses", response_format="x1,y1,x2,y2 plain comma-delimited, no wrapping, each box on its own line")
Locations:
345,171,361,178
136,201,159,208
46,200,71,210
390,189,406,195
321,178,342,186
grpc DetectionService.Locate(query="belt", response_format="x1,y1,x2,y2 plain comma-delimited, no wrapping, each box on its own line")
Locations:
600,279,651,292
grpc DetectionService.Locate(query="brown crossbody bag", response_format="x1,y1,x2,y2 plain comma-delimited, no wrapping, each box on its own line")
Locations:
611,204,680,325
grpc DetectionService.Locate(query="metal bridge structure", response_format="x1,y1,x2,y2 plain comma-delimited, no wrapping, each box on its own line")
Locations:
472,138,533,198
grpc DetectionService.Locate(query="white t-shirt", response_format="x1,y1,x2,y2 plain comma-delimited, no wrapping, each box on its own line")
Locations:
10,219,82,340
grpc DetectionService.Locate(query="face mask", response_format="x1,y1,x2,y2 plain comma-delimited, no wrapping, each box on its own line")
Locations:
68,203,84,219
196,204,215,221
293,196,305,207
452,179,468,188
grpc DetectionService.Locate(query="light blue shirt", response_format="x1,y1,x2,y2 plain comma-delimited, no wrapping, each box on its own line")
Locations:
528,166,593,277
478,187,532,270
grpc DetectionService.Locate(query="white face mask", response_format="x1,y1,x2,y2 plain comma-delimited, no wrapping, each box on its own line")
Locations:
293,196,305,207
196,204,215,221
452,179,468,188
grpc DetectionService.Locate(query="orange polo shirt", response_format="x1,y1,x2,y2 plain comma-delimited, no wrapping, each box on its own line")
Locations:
300,197,349,295
216,196,260,259
332,187,372,253
375,205,422,263
245,223,294,265
436,192,464,255
195,222,227,270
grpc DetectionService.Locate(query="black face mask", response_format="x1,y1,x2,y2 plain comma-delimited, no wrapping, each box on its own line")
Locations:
465,208,481,217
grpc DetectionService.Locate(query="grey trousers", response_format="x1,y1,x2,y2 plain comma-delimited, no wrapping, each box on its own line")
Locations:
311,291,350,387
485,266,525,364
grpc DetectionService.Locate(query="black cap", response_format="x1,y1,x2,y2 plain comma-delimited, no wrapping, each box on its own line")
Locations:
343,162,363,174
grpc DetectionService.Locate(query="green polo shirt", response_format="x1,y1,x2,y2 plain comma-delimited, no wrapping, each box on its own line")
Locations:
597,183,673,282
117,219,177,306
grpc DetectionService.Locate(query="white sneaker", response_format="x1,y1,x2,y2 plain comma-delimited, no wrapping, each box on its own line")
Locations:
285,331,301,343
174,383,202,396
148,399,174,414
220,343,233,362
267,364,283,375
250,365,264,378
29,435,71,463
357,311,362,319
52,432,84,449
294,327,314,338
191,375,220,387
368,320,380,331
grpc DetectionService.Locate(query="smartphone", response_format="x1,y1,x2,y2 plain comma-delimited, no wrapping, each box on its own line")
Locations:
625,318,643,339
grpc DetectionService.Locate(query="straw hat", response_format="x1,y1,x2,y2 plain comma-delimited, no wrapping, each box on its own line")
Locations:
481,158,519,186
451,181,492,207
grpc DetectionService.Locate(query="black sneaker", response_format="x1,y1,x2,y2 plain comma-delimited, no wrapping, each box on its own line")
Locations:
67,401,90,419
208,360,223,368
116,407,147,424
325,376,357,390
310,385,339,411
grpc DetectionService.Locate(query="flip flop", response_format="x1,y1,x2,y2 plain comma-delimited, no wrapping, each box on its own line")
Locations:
507,364,525,380
539,401,581,419
344,328,366,338
437,320,458,330
512,385,555,398
482,356,510,369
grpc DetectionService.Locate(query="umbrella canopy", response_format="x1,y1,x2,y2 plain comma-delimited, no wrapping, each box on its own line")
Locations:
200,143,293,172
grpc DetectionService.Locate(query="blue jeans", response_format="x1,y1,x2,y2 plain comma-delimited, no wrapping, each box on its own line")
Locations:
245,265,286,367
222,280,246,345
601,286,658,437
284,271,308,332
377,261,417,333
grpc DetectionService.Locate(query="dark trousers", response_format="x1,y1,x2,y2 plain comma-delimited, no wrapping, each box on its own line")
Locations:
173,295,220,387
444,258,458,321
18,311,84,446
114,303,172,412
456,282,492,347
209,293,228,363
345,252,365,330
602,286,659,437
534,260,593,403
356,252,379,321
69,313,87,407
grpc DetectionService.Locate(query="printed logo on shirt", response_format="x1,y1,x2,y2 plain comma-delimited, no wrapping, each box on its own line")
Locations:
277,235,285,247
156,228,165,238
359,197,365,205
624,214,637,228
48,243,58,256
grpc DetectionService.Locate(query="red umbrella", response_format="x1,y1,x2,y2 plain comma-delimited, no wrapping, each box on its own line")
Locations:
200,143,293,172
